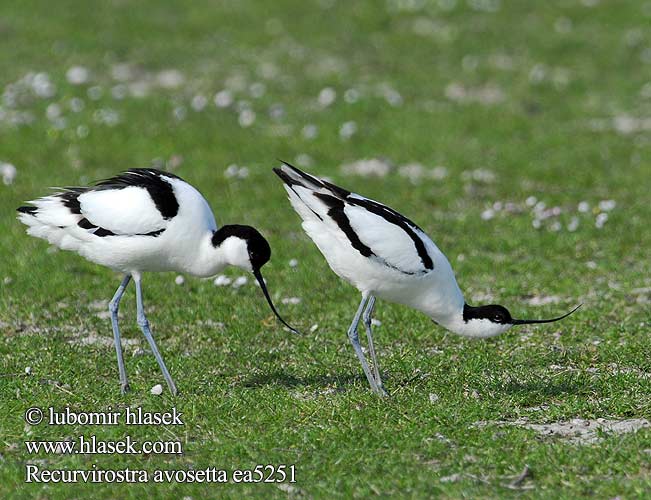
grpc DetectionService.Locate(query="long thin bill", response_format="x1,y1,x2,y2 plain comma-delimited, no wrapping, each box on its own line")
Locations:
512,304,582,325
253,268,301,334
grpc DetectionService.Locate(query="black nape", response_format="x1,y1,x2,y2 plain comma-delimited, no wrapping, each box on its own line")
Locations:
212,224,271,268
463,303,513,324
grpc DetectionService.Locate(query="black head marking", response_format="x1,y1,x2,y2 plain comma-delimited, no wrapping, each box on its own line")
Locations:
463,303,513,324
94,168,181,220
212,224,271,269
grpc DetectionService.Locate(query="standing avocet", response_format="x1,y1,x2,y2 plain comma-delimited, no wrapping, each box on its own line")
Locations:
274,162,579,396
18,168,297,395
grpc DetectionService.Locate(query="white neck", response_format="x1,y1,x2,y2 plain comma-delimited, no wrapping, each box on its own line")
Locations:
186,233,252,278
185,232,228,277
437,313,513,339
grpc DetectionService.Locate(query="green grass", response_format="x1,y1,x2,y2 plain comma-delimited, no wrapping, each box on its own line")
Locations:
1,0,651,497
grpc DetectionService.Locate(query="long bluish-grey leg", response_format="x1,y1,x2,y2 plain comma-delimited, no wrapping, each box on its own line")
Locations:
362,295,383,389
348,294,386,396
109,274,131,394
133,273,178,396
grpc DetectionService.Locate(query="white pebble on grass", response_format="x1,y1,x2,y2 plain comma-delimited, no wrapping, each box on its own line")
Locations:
214,90,233,108
1,162,17,185
595,212,608,228
339,121,358,140
289,259,299,268
578,201,590,213
25,366,32,375
232,276,248,288
238,109,256,127
317,87,336,107
213,275,232,286
302,124,318,140
224,164,249,179
174,275,185,286
480,208,495,221
281,297,302,305
341,158,392,177
150,384,163,396
310,324,319,333
66,66,90,85
429,393,440,403
598,199,616,211
525,196,538,207
191,94,208,111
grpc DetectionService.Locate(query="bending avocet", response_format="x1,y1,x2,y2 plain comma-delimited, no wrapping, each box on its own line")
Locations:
18,168,296,395
274,162,579,396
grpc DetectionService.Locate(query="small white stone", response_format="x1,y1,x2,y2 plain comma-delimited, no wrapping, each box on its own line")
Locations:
191,94,208,111
578,201,590,213
595,212,608,228
232,276,248,288
429,393,439,403
302,124,318,139
309,323,319,333
157,69,185,89
249,82,266,98
214,90,233,108
66,66,89,85
87,86,103,100
525,196,538,207
567,216,580,232
339,121,358,139
318,87,336,107
480,208,495,220
213,275,232,286
1,162,17,185
344,88,360,103
598,199,616,211
289,259,299,268
69,97,85,112
281,297,302,305
371,318,382,327
295,153,313,167
25,366,31,375
174,275,185,286
238,109,256,127
532,219,542,229
150,384,163,395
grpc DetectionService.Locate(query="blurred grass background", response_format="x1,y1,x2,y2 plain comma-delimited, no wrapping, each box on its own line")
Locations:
1,0,650,498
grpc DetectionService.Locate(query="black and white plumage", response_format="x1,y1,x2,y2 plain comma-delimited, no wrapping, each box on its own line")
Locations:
274,162,580,396
18,168,296,395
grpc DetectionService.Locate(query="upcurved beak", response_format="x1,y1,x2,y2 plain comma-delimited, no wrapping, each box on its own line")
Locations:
253,268,301,334
512,304,582,325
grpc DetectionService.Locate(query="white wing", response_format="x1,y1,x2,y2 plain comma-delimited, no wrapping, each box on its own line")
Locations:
275,162,436,276
78,186,167,235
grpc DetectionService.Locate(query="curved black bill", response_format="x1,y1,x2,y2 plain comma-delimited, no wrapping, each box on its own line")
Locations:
512,304,582,325
253,268,301,334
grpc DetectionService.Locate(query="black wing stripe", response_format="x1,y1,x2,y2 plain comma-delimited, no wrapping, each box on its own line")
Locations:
314,193,374,258
77,218,164,238
94,168,180,219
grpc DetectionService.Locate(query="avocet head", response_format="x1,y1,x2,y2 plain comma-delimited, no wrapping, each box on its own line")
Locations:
458,303,582,338
212,224,299,333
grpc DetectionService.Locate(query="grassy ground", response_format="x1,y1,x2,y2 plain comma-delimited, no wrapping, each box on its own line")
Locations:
1,0,651,497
